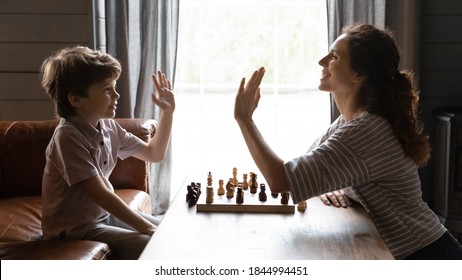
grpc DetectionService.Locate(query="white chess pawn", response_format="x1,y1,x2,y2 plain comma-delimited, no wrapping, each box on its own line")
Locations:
232,167,238,186
217,179,225,196
242,174,248,190
297,200,307,212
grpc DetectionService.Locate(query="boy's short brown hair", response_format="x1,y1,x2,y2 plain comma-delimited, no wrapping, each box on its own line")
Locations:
40,46,122,118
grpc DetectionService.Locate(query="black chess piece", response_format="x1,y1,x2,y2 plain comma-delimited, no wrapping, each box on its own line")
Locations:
186,182,202,207
236,186,244,204
186,183,194,202
250,173,257,194
259,183,267,202
281,192,289,205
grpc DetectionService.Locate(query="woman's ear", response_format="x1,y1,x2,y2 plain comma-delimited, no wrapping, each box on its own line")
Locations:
68,92,82,108
353,73,365,85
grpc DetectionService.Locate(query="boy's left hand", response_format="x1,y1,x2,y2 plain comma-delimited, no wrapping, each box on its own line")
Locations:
151,70,175,113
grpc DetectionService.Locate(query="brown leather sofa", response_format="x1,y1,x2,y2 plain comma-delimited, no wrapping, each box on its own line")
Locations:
0,118,157,260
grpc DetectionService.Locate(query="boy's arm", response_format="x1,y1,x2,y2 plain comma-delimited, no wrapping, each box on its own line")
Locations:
134,70,175,163
77,175,156,235
134,110,173,163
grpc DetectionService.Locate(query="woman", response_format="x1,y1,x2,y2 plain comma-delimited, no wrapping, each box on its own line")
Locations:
234,23,462,260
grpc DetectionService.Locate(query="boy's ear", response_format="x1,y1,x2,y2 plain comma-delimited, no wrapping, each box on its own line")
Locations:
68,92,82,108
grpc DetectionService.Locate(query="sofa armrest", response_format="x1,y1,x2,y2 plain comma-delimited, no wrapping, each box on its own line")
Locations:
0,239,111,260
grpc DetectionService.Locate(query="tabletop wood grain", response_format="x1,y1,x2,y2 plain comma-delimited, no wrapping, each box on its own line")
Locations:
139,180,393,260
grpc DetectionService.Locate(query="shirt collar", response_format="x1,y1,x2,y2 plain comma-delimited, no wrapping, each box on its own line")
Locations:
63,116,108,142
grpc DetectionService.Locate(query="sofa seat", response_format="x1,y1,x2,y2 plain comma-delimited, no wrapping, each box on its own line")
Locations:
0,191,151,260
0,196,42,242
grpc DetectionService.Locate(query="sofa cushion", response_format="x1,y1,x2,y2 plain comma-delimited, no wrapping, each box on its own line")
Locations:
0,120,57,198
0,196,42,242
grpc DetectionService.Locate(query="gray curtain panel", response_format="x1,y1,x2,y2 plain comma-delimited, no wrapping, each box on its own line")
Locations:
326,0,421,121
100,0,179,215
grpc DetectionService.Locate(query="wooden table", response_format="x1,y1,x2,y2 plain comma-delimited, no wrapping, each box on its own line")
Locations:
139,179,393,260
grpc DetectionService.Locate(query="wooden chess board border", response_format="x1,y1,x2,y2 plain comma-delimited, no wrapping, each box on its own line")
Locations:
196,190,295,214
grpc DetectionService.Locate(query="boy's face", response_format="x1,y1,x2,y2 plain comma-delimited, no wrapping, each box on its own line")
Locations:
73,78,120,126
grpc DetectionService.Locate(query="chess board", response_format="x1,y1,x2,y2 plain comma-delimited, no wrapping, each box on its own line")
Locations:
196,188,295,214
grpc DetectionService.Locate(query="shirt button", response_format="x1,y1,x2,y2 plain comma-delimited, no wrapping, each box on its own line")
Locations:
100,141,104,146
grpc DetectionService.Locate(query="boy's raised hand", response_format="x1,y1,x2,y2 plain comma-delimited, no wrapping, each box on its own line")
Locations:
151,70,175,113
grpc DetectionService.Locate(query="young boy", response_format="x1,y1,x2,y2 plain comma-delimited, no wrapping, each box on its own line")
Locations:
40,46,175,259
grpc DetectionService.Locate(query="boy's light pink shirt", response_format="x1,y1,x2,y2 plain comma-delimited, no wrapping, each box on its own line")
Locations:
41,116,145,239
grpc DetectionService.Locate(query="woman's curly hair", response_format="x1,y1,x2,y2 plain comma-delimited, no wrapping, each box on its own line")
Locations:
343,24,430,166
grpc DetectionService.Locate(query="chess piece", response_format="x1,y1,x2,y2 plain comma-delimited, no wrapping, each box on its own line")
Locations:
250,173,257,194
207,171,213,187
281,192,289,205
186,182,202,207
226,180,235,198
258,183,267,202
186,184,193,202
217,179,225,196
232,167,238,186
249,172,254,187
242,174,248,190
206,186,214,204
271,192,278,198
236,186,244,204
297,200,307,212
186,182,197,202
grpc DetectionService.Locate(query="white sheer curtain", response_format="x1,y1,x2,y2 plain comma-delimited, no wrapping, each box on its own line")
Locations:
326,0,421,120
96,0,179,215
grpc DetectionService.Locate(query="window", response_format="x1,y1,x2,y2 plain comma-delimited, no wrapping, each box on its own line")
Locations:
173,0,330,183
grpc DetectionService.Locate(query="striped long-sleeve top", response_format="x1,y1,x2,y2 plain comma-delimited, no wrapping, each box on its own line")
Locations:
284,111,446,259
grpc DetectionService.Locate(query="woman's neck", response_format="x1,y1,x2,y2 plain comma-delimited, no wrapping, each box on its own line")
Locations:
332,92,364,121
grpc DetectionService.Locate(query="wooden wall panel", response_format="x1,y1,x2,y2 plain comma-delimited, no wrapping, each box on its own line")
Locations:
421,44,462,71
0,0,94,121
422,16,462,43
420,0,462,201
420,72,462,98
0,43,78,72
0,73,47,100
0,14,88,43
422,0,462,15
0,101,54,121
0,0,87,14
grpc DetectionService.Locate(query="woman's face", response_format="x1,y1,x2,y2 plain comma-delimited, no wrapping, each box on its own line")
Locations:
318,34,361,95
